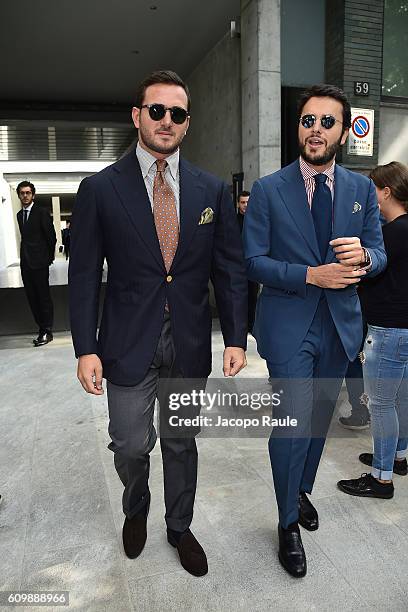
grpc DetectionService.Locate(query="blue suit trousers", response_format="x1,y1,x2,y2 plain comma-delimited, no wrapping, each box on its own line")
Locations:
267,295,349,528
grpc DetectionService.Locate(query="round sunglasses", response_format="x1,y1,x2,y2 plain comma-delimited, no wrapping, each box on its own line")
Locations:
141,103,189,125
300,114,343,130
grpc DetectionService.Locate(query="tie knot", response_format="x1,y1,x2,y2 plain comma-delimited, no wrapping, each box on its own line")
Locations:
314,173,327,185
156,159,167,173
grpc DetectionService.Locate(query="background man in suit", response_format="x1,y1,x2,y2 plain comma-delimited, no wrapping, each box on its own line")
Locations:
243,85,386,578
61,220,71,260
69,71,247,577
17,181,56,346
237,190,259,333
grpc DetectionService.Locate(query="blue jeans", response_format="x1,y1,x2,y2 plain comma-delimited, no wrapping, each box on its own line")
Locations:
363,325,408,480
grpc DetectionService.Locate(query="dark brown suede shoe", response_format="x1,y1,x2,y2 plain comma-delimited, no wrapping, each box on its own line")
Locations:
122,512,147,559
167,529,208,576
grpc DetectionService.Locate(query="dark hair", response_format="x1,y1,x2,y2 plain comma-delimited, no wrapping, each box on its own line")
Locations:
17,180,35,196
238,190,250,201
297,84,351,130
135,70,191,113
370,161,408,212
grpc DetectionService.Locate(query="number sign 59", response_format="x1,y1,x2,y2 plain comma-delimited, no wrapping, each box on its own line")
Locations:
354,81,370,96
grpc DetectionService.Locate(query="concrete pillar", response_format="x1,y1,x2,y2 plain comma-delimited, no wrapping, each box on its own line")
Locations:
52,196,62,257
241,0,281,188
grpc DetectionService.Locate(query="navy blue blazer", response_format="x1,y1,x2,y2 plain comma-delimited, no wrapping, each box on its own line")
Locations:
243,159,387,364
69,152,248,385
17,204,56,269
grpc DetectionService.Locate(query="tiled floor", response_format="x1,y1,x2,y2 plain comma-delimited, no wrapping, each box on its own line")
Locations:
0,331,407,611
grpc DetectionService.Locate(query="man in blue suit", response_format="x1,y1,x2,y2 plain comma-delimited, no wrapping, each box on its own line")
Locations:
243,85,386,577
69,70,247,577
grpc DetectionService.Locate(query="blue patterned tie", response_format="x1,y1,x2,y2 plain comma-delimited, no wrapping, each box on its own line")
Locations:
311,174,332,261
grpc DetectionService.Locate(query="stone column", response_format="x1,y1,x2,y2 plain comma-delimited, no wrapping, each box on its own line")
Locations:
52,196,62,257
241,0,281,188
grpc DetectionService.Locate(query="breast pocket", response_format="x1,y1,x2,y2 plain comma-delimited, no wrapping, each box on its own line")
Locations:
195,223,215,236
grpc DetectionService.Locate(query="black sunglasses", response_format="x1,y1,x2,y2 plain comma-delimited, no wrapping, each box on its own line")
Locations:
141,103,189,125
300,114,342,130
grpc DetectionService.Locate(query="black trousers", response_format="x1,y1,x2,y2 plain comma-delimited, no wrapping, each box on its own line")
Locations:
20,263,54,332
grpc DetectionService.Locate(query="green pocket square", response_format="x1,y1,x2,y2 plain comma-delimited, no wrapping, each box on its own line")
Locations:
198,207,214,225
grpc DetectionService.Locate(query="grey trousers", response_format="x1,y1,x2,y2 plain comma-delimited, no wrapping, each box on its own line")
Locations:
107,314,200,532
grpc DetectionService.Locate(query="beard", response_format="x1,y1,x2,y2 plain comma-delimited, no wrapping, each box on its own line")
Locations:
138,123,185,156
299,135,343,166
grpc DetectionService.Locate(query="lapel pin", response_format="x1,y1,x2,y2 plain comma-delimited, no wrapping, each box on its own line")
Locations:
353,202,362,214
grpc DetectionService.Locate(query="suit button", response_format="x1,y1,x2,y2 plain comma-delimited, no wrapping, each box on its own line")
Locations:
166,275,173,283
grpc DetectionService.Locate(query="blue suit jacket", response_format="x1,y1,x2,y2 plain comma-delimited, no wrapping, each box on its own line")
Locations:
69,152,247,385
243,159,386,364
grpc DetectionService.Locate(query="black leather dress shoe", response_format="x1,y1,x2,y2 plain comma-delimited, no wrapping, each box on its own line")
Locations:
337,473,394,498
359,453,407,476
167,529,208,576
278,524,307,578
298,492,319,531
33,332,53,347
122,512,148,559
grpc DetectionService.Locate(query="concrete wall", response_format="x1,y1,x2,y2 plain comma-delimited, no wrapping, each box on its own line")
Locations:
379,104,408,166
183,32,242,184
0,175,19,269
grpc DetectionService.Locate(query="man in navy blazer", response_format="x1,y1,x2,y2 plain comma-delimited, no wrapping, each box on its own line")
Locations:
69,71,247,577
16,181,56,346
243,85,386,577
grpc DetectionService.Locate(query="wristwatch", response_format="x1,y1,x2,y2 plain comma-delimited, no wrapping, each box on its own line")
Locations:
361,247,372,269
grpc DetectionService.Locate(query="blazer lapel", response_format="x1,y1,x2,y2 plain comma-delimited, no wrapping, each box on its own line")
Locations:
277,161,321,261
170,158,206,270
326,164,357,263
110,152,165,270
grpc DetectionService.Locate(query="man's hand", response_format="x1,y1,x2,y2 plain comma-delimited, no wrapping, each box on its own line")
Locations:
77,354,104,395
330,237,365,267
223,347,247,377
306,263,366,289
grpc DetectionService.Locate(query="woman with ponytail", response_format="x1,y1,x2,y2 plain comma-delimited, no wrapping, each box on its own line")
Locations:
338,161,408,499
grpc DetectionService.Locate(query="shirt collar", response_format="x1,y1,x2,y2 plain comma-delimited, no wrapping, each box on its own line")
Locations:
136,142,179,180
299,156,335,182
23,202,34,213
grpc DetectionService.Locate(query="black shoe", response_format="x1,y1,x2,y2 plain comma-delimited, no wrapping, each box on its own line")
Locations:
33,332,53,347
337,473,394,499
122,512,148,559
338,414,370,430
278,523,307,578
167,529,208,577
298,492,319,531
359,453,407,476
